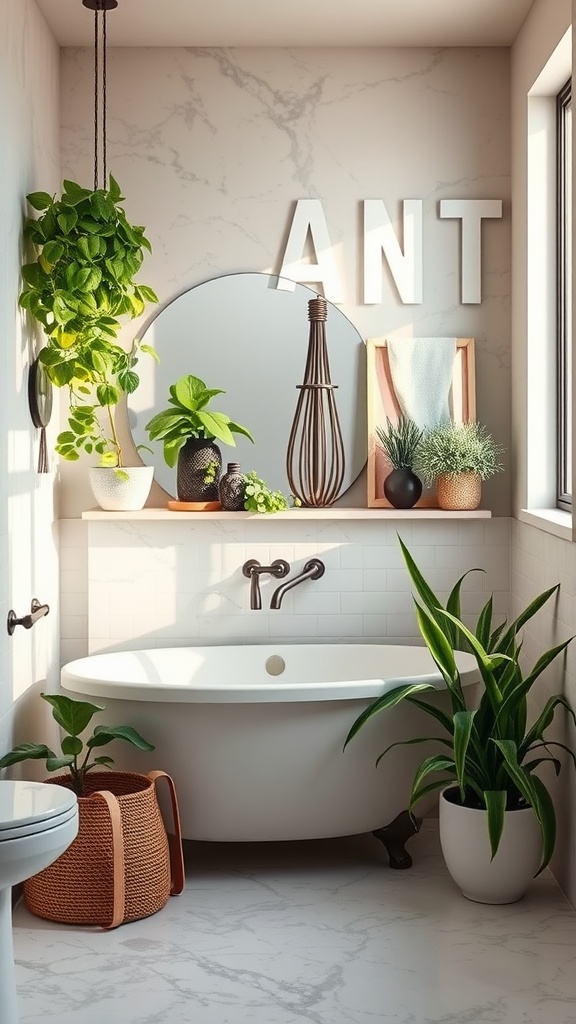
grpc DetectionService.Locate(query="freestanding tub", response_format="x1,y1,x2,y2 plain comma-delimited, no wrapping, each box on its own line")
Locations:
61,644,478,842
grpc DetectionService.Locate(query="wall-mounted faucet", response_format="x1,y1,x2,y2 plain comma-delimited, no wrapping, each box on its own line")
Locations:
270,559,325,610
242,559,290,610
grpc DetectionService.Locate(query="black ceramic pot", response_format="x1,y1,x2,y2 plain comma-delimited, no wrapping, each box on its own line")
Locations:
383,468,422,509
177,438,222,502
218,462,246,511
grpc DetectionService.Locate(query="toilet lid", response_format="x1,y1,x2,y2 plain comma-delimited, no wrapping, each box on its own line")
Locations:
0,781,77,831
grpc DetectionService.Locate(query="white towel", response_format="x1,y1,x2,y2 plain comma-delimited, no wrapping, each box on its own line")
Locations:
386,337,457,431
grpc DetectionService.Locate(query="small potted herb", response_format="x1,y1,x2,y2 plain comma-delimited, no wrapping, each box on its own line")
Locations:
145,374,253,504
375,416,423,508
413,421,504,510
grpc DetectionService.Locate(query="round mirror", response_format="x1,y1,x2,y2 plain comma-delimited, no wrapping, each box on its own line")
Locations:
128,273,367,498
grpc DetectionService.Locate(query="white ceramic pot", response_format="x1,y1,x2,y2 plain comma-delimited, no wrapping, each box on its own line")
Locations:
439,788,543,904
88,466,154,512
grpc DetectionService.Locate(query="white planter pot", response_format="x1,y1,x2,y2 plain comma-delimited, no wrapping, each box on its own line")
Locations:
88,466,154,512
439,788,543,904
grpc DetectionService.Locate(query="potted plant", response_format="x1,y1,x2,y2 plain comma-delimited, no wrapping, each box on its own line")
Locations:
375,416,423,508
345,537,575,904
145,374,253,506
413,420,504,510
18,176,159,510
0,693,183,928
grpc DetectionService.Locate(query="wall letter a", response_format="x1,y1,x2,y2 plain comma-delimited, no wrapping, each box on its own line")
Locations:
277,199,344,303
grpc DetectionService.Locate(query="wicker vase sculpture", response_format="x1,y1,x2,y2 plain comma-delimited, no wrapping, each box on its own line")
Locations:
286,296,345,507
23,771,184,930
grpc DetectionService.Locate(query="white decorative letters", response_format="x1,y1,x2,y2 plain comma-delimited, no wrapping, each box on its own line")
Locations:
277,199,344,303
363,199,423,304
439,199,503,303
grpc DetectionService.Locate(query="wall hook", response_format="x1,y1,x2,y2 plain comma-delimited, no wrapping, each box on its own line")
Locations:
7,599,50,636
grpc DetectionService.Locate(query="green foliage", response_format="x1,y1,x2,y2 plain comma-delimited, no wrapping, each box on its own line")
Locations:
19,176,158,467
375,416,423,470
413,421,504,486
0,693,154,797
242,471,300,514
145,374,254,468
344,537,575,873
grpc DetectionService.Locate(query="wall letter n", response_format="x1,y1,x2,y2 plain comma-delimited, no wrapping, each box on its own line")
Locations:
363,199,423,304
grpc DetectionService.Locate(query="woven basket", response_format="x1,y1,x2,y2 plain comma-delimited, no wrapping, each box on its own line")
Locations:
23,771,184,930
437,472,482,510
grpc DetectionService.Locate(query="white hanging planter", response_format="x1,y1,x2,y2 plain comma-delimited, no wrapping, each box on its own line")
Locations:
439,787,543,904
88,466,154,512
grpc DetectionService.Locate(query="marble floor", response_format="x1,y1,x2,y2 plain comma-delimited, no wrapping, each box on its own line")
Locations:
12,822,576,1024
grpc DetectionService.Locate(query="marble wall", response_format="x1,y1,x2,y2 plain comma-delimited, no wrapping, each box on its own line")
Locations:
59,45,512,518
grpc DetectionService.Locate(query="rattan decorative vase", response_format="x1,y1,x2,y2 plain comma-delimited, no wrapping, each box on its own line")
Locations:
437,472,481,511
23,771,184,930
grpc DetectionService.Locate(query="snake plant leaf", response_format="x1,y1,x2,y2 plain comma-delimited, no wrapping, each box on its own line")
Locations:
496,638,574,732
408,777,459,810
343,682,437,748
397,533,441,614
436,608,508,709
497,584,560,655
409,755,457,800
530,775,557,874
475,596,494,649
405,695,455,734
375,735,452,768
453,710,476,799
483,790,507,859
520,694,576,757
41,693,104,737
414,603,464,708
526,740,576,772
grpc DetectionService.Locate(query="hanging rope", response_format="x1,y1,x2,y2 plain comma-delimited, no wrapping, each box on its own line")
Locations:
84,0,117,188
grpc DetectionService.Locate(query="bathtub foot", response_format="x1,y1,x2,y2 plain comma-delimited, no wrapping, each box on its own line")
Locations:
372,810,422,869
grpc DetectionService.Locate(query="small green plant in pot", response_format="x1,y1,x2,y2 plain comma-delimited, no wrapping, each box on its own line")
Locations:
344,537,575,903
413,420,504,510
18,176,158,487
145,374,254,503
376,416,423,509
0,693,154,797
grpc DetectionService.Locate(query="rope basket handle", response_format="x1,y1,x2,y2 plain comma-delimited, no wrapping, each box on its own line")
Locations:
148,770,185,895
92,789,126,930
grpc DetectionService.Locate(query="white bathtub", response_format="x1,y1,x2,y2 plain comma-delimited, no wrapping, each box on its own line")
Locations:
61,644,478,842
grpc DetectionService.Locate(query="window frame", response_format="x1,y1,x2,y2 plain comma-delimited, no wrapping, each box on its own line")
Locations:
556,76,572,512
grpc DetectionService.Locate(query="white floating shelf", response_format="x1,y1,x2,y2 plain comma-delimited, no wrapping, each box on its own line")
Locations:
82,507,492,521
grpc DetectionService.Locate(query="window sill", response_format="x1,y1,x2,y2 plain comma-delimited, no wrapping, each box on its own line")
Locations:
517,508,573,542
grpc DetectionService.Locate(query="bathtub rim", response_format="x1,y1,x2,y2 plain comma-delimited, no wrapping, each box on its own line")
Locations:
61,643,480,704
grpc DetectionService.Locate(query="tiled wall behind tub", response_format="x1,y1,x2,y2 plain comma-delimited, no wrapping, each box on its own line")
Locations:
60,517,510,661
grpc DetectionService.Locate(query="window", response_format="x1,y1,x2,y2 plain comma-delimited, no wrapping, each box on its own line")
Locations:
557,78,572,511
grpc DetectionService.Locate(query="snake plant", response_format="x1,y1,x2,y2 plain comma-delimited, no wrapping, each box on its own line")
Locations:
344,536,575,872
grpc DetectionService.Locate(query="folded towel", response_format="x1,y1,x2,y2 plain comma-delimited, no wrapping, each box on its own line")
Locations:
386,337,457,431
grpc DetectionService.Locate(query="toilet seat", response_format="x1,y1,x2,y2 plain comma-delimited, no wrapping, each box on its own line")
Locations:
0,782,78,841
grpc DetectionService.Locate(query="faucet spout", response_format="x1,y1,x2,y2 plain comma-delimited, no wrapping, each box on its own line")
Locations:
270,559,325,610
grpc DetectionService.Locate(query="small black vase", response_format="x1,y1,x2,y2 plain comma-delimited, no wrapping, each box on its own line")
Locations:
177,438,222,502
219,462,246,511
384,468,423,509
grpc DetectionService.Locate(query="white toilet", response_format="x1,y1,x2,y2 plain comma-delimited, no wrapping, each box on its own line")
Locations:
0,781,79,1024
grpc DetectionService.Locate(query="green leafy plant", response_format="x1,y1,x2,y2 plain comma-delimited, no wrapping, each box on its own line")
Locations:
375,416,423,470
242,471,300,514
0,693,154,797
18,176,158,469
344,536,575,873
413,421,504,487
145,374,254,468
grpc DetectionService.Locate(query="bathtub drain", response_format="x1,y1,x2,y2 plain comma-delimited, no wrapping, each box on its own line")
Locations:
265,655,286,676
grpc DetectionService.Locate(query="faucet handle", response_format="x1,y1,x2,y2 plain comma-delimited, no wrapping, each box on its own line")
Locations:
242,559,290,578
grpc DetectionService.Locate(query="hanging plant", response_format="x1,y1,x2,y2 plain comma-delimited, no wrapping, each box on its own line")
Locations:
18,176,158,470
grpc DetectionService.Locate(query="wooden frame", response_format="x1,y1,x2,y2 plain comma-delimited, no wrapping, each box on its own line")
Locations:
367,337,476,508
